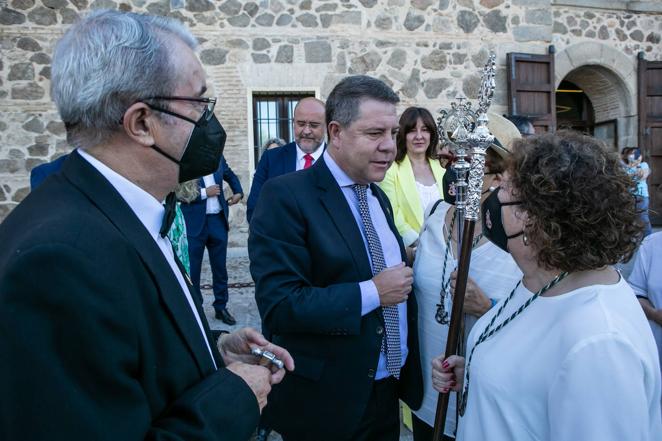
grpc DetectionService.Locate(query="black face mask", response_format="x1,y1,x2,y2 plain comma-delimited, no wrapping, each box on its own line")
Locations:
151,113,226,183
481,187,523,253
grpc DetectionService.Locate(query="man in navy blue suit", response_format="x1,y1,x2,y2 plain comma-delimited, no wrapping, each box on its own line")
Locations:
180,155,243,325
246,97,326,222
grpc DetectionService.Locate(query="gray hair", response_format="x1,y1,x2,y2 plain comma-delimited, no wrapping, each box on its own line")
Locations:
262,137,287,149
51,9,198,148
175,179,200,203
325,75,399,128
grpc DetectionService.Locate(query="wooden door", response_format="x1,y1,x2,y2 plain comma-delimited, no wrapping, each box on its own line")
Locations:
638,53,662,225
507,47,556,133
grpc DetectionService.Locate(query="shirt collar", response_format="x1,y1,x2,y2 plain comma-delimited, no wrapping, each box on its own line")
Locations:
78,148,165,240
296,142,325,163
323,150,357,188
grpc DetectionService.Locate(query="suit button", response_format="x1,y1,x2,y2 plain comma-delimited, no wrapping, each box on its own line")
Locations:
368,368,375,378
376,326,384,335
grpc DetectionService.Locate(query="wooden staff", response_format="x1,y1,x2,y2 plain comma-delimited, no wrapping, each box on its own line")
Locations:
432,110,494,440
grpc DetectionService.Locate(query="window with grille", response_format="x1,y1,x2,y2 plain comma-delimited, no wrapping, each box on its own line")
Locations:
252,92,315,165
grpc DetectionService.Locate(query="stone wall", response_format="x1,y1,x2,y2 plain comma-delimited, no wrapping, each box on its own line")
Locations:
1,0,661,240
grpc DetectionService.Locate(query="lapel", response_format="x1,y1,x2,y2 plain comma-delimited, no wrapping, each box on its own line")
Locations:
399,156,424,227
284,142,297,174
313,158,373,280
430,159,446,200
371,183,408,263
62,151,217,375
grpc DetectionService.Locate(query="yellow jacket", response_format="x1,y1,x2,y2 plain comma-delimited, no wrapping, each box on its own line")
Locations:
379,155,445,247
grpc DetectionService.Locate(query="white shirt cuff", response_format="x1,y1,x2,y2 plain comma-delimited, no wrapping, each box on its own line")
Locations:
359,280,380,316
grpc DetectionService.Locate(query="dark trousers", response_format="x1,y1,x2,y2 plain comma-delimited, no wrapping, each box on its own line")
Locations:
351,377,400,441
281,377,399,441
187,213,229,312
411,413,454,441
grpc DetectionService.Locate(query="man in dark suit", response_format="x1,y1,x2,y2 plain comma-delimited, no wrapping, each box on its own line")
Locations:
180,155,243,325
249,75,423,441
246,97,326,222
0,10,292,440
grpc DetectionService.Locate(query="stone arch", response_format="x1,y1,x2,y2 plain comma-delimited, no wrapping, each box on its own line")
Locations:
555,42,638,148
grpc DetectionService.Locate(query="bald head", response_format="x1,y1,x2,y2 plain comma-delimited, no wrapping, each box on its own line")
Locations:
293,97,326,153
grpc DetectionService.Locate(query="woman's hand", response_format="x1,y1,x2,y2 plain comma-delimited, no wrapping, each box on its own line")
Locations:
450,271,492,317
431,355,465,393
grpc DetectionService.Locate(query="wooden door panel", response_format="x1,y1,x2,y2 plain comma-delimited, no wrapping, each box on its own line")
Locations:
508,48,556,133
639,55,662,224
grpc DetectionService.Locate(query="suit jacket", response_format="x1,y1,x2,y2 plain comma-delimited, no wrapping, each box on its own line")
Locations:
179,156,243,236
248,156,423,441
0,151,258,440
246,142,297,223
379,156,445,247
29,154,68,189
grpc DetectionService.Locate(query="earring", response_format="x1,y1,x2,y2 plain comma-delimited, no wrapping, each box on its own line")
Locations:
522,233,529,246
489,186,496,192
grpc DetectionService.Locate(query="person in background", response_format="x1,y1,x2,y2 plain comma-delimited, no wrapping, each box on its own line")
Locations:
246,97,326,222
434,131,660,440
628,231,662,393
504,114,535,137
411,113,523,441
625,147,653,237
380,107,445,254
180,155,244,325
263,137,286,150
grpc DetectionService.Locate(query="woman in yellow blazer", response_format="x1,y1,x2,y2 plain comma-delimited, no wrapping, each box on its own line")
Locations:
380,107,445,249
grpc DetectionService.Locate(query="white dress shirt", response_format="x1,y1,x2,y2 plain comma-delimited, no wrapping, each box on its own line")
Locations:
78,149,217,369
200,174,222,214
324,151,408,380
295,142,325,171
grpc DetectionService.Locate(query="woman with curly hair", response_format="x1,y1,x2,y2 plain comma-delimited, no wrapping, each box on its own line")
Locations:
432,131,661,440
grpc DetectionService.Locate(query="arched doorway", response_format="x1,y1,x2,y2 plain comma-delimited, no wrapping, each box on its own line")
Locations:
554,42,638,151
556,66,631,151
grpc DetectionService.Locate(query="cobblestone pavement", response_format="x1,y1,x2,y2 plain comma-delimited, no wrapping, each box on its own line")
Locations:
199,249,414,441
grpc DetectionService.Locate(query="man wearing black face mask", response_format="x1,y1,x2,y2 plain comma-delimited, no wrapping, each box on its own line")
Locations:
0,10,293,441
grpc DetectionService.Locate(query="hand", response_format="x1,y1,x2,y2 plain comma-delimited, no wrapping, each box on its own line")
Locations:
431,355,465,394
227,193,242,205
205,184,221,197
450,271,491,317
405,246,416,266
226,362,272,411
218,327,295,384
373,262,413,306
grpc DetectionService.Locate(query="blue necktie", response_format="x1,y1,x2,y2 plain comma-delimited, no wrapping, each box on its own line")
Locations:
352,184,401,379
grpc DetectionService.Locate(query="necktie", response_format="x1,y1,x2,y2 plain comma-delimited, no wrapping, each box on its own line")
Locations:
303,154,314,169
351,184,401,379
160,192,177,238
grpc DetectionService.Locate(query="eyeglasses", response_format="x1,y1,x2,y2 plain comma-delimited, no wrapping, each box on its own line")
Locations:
144,96,217,125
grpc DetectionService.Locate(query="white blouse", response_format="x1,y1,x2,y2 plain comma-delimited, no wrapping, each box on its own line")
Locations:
415,180,441,217
458,277,662,441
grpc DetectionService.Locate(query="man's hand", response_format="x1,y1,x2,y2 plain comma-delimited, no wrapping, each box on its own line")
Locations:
218,327,295,384
226,362,272,411
450,271,491,317
205,184,221,197
227,193,242,205
373,262,413,306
